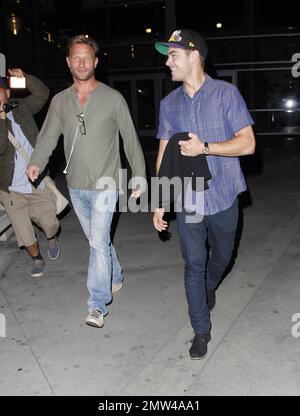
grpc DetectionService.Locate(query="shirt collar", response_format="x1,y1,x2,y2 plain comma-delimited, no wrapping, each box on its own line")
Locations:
181,74,213,100
6,111,13,120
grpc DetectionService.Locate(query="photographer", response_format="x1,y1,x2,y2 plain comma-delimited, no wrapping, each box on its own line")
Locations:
0,68,60,277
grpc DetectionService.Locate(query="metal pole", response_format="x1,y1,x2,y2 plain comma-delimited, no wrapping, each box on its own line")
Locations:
30,0,43,75
164,0,176,94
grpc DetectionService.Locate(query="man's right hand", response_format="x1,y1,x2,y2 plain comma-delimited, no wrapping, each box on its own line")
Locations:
26,165,40,182
8,68,25,79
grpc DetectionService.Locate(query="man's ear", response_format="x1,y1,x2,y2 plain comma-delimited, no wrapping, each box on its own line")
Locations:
66,56,70,68
94,57,98,68
191,50,202,65
192,49,199,60
6,89,11,99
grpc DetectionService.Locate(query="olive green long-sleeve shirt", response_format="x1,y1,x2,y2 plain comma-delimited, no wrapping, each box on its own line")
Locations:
30,82,146,191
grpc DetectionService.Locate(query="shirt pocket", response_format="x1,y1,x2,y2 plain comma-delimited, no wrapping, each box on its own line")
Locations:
166,108,188,132
202,102,226,139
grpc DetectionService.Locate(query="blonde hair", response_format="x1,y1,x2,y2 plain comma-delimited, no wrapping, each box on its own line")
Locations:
66,35,99,57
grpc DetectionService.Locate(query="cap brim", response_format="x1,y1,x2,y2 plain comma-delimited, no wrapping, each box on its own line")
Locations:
155,42,186,55
155,42,170,55
0,77,9,89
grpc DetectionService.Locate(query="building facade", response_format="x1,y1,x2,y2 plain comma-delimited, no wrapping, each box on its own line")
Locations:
1,0,300,146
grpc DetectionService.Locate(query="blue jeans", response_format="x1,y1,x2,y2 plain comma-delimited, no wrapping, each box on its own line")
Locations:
69,189,123,315
176,199,239,335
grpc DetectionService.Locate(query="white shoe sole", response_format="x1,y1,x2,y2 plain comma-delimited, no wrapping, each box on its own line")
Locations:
85,316,104,328
30,272,44,278
47,249,60,261
85,320,104,328
190,353,207,360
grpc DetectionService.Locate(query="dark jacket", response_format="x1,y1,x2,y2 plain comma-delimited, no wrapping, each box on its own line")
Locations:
0,74,49,192
157,132,212,208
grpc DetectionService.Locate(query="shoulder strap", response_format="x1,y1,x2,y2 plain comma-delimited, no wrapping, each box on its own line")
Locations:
7,130,31,163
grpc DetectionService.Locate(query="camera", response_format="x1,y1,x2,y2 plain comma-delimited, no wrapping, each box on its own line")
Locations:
9,76,26,89
3,101,18,113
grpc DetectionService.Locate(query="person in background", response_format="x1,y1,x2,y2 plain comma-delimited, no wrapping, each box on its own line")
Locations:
0,68,60,278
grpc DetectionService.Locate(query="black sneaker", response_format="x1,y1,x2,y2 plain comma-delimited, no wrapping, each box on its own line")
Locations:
189,333,211,360
207,289,216,311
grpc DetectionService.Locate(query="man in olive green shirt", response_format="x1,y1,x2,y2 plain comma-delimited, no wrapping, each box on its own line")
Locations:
27,35,146,328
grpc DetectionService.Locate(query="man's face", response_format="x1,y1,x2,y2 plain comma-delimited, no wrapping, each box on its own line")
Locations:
0,87,10,104
165,47,193,82
66,43,98,82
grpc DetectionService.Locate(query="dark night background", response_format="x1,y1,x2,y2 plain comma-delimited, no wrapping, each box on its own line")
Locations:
1,0,300,170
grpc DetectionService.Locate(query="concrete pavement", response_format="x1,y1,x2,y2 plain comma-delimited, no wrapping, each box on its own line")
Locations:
1,141,300,396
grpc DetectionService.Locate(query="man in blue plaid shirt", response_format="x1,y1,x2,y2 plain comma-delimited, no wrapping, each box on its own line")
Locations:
153,29,255,360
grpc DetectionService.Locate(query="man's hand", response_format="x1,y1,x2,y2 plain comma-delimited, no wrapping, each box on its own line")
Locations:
153,208,168,232
130,188,141,199
8,68,25,78
178,132,204,156
26,165,40,182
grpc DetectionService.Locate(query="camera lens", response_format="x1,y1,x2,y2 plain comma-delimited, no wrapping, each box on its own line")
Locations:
3,101,18,113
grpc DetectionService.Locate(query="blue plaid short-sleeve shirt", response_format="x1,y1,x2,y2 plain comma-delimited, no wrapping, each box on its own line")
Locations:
157,75,254,215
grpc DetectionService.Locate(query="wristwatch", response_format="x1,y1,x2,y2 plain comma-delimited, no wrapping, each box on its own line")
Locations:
202,141,209,155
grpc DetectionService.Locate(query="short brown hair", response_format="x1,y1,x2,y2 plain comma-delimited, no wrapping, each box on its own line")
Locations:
185,49,205,69
66,35,99,57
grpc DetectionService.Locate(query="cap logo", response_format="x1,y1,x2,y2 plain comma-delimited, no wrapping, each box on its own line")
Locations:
168,30,182,42
189,41,195,48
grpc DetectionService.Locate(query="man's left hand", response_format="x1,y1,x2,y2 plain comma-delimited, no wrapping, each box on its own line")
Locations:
178,132,204,156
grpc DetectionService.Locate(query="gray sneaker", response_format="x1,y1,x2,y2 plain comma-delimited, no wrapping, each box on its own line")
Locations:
112,281,123,294
47,236,60,260
85,310,104,328
31,259,45,278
